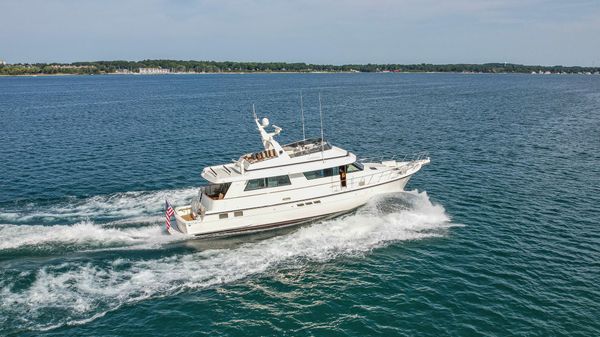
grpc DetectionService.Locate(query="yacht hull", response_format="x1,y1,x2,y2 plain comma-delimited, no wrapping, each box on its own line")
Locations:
171,173,413,238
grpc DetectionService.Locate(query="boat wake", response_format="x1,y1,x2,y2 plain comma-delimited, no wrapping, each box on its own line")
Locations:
0,221,174,254
0,190,460,334
0,187,197,254
0,187,197,225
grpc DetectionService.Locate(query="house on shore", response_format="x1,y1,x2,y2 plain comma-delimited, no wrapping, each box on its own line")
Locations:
139,67,170,75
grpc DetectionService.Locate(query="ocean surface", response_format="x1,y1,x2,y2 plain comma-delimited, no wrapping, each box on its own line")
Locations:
0,73,599,336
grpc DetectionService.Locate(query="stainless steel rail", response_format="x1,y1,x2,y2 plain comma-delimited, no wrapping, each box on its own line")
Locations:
359,151,429,164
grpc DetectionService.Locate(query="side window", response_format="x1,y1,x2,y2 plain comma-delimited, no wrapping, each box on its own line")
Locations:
245,178,266,191
304,167,339,180
304,170,321,180
267,175,291,187
245,175,291,191
347,162,364,173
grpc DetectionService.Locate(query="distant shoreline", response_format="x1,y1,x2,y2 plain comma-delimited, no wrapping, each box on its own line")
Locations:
2,60,600,76
2,61,600,77
2,71,600,78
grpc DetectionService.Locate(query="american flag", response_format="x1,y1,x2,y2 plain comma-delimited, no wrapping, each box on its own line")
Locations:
165,200,175,231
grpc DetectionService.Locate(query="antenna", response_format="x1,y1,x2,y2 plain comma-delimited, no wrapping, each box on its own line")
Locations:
300,91,306,140
318,92,324,161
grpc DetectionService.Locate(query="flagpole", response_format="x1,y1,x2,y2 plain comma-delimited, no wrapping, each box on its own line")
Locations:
165,199,175,232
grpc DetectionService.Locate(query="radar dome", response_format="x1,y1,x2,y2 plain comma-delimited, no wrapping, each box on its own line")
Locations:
261,117,270,127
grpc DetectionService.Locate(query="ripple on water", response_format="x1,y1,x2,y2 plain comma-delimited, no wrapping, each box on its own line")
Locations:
1,74,600,336
0,191,457,334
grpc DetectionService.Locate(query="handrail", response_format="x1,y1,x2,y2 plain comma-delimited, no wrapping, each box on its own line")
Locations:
359,151,429,164
287,141,333,158
347,159,423,188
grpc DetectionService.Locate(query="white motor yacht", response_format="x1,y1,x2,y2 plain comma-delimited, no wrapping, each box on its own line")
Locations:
168,114,430,237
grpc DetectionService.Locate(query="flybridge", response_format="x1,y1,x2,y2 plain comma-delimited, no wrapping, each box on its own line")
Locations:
200,113,355,184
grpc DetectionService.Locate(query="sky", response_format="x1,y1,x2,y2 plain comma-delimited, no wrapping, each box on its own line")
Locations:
0,0,599,66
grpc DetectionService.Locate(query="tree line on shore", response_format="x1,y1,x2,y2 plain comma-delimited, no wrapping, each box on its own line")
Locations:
1,60,599,75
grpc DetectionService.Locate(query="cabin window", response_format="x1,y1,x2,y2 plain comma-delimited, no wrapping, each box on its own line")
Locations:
245,175,291,191
219,213,229,219
234,211,243,217
245,178,266,191
303,167,339,180
267,175,291,187
347,162,364,173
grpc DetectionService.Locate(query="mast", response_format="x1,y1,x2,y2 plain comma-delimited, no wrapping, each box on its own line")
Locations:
300,91,306,141
319,92,324,161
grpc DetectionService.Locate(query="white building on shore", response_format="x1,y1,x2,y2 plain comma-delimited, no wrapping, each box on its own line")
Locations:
139,67,170,75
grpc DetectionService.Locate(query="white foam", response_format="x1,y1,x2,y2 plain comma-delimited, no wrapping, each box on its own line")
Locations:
0,187,197,224
0,190,459,332
0,221,175,251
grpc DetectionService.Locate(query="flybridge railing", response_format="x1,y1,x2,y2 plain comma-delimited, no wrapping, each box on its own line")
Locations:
287,140,333,158
358,151,429,164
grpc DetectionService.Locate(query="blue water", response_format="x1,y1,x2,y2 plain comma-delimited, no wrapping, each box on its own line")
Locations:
1,73,599,336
